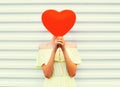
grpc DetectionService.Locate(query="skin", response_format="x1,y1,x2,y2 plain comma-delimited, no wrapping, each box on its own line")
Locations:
40,36,77,78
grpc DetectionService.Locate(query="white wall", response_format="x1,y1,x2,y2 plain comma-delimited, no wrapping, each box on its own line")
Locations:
0,0,120,87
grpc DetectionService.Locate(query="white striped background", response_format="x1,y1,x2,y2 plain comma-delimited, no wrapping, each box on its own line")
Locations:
0,0,120,87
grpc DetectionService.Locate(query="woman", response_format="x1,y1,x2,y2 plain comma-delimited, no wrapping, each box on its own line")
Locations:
36,36,81,87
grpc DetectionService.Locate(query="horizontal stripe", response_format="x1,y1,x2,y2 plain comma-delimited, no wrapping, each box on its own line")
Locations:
0,21,120,24
0,59,120,61
0,11,119,14
0,40,120,42
77,12,120,14
0,15,119,22
0,86,13,87
0,77,120,80
0,12,120,15
0,68,120,70
77,21,120,24
1,59,119,69
0,3,120,5
0,23,119,28
0,5,119,13
82,59,120,61
76,77,120,80
0,31,120,33
0,49,120,52
78,68,120,70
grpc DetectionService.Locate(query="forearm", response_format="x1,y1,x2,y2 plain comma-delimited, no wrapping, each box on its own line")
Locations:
62,48,77,77
42,48,57,78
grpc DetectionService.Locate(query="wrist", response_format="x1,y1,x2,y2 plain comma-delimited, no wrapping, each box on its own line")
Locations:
52,47,57,52
61,45,66,52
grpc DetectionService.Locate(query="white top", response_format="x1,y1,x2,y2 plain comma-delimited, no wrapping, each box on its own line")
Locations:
36,48,82,87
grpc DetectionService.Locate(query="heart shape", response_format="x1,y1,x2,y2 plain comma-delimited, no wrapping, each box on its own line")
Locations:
42,9,76,36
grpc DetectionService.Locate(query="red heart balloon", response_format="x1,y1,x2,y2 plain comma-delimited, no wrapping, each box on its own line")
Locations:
42,9,76,36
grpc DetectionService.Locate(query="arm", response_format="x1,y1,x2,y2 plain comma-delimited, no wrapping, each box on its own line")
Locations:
56,37,77,77
40,41,60,78
41,48,57,78
62,47,77,77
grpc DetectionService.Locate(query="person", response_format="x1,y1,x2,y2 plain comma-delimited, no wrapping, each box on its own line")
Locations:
36,36,82,87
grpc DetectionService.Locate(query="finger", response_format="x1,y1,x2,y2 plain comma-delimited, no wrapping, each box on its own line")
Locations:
57,41,62,44
57,40,63,42
57,40,64,43
57,43,62,45
57,42,63,47
57,43,62,48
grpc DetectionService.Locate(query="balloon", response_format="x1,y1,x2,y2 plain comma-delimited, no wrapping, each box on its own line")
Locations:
42,9,76,36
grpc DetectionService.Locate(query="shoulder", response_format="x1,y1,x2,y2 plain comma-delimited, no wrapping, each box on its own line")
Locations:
66,42,77,48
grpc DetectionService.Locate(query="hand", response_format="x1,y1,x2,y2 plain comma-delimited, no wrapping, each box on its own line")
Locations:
55,36,65,50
